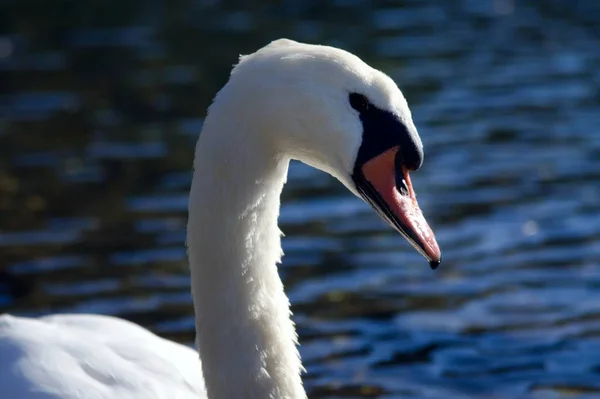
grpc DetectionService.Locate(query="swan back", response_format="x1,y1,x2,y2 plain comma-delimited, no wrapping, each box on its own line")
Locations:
0,314,205,399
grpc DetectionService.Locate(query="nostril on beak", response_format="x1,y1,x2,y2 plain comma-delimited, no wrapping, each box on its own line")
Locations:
394,150,410,195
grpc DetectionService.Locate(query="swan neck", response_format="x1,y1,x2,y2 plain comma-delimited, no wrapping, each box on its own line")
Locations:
187,107,305,399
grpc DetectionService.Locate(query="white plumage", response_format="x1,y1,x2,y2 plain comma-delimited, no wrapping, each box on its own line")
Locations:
0,314,205,398
1,38,437,398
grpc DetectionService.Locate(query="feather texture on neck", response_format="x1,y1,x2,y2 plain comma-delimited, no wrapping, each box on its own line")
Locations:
187,81,305,399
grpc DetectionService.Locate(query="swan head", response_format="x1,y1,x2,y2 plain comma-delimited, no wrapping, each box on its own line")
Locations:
223,39,441,268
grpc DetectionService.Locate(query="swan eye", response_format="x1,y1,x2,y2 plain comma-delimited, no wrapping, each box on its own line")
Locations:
349,93,370,113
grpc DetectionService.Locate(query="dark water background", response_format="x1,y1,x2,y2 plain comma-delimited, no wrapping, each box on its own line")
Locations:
2,1,600,398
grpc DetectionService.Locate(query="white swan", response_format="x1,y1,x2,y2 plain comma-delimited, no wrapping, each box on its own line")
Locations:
0,39,441,399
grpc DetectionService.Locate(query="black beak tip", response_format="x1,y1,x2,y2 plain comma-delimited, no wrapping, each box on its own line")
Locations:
429,257,441,270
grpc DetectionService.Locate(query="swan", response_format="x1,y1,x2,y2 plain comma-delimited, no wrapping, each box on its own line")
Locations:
0,38,441,399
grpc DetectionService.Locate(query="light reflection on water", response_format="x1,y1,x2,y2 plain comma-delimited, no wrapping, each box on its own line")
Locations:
2,1,600,398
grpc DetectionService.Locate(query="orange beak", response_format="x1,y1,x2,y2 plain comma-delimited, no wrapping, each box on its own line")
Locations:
354,146,441,269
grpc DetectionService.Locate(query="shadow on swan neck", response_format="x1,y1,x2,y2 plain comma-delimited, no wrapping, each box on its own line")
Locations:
187,95,306,399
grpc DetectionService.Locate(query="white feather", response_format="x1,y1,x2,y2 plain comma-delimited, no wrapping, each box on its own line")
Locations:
1,38,417,399
0,314,205,398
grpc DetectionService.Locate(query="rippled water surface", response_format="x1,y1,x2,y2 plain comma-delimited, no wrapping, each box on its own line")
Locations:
2,1,600,398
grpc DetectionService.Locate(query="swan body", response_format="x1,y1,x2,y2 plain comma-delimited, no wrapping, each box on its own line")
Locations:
0,39,440,398
0,314,205,398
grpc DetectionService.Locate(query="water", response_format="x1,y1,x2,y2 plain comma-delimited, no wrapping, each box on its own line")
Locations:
2,1,600,398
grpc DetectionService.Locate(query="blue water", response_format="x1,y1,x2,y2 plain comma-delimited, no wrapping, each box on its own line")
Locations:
2,1,600,398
